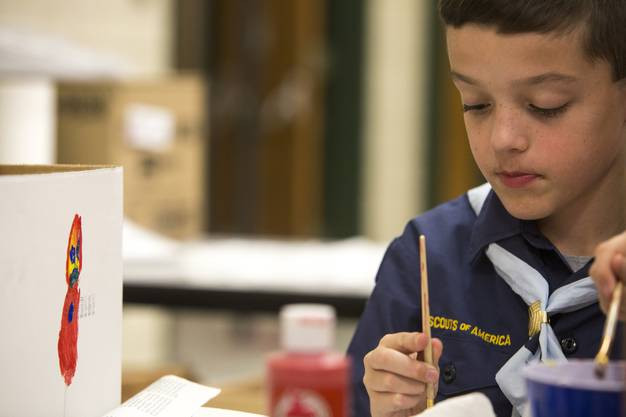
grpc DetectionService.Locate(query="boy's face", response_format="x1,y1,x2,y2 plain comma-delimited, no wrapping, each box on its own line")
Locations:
447,24,626,223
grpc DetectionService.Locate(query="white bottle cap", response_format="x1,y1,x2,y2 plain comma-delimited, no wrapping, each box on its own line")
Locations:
280,304,336,353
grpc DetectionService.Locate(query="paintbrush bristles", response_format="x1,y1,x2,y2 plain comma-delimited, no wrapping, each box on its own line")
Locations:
593,281,622,379
420,235,435,408
594,355,608,378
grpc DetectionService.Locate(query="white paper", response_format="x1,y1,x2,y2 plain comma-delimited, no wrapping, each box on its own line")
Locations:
193,408,266,417
0,166,123,417
414,393,496,417
103,375,220,417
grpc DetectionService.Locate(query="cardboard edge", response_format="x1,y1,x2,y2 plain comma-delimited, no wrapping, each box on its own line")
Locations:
0,164,121,176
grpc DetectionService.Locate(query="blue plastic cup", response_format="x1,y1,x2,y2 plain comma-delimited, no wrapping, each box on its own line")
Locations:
524,360,624,417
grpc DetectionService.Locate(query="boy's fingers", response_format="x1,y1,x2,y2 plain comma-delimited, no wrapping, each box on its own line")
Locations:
378,333,442,364
592,233,626,300
432,338,444,364
592,251,626,315
610,253,626,281
364,369,427,395
369,391,421,415
379,332,427,354
366,345,439,383
418,338,443,361
610,254,626,320
591,252,616,301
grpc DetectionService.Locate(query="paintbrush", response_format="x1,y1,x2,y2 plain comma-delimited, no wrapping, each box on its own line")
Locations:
594,281,622,378
419,235,435,408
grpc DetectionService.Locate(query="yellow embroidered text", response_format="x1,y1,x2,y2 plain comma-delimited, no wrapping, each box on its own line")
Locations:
470,326,511,347
429,315,458,331
428,315,512,347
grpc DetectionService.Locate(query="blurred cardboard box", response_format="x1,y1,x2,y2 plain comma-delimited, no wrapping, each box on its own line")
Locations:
56,74,207,239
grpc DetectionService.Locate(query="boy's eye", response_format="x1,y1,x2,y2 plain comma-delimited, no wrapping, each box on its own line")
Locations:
462,103,490,113
528,103,569,118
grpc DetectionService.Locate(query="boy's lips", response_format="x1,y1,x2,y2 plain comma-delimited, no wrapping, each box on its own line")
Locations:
496,171,540,188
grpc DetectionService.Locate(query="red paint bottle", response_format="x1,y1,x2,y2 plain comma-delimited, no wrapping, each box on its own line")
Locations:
267,304,351,417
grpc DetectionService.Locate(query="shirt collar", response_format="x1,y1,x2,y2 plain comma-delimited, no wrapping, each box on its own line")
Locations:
467,190,554,262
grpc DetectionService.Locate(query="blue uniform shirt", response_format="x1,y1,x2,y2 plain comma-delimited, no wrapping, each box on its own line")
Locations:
347,189,621,417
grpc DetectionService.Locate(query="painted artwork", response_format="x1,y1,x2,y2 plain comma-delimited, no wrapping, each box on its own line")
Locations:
1,166,122,417
58,214,82,386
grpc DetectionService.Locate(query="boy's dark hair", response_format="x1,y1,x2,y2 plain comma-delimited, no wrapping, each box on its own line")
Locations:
439,0,625,81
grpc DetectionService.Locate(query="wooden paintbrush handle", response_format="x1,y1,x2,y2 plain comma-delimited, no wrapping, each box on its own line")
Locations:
420,235,435,408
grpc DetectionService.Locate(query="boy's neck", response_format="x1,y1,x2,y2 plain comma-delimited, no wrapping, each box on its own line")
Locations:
538,163,625,257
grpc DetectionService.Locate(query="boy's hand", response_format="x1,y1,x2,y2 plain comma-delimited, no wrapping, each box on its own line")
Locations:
590,231,626,320
363,332,443,417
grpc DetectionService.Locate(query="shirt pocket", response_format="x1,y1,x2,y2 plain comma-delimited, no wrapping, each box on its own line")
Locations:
435,334,512,398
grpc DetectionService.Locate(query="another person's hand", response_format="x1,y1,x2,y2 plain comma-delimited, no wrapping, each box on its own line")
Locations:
363,332,443,417
590,231,626,319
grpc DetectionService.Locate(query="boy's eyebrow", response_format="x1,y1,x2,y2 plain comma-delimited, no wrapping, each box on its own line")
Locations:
450,71,480,85
513,72,579,86
450,71,578,86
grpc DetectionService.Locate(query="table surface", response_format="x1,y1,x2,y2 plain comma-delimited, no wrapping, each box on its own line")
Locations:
123,231,385,317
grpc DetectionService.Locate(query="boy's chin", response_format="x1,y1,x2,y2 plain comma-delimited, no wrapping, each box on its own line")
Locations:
497,194,550,221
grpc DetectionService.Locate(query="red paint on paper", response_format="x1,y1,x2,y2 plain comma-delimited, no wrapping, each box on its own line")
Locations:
58,214,82,386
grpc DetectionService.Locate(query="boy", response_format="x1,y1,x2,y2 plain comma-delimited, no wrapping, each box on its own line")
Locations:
347,1,626,416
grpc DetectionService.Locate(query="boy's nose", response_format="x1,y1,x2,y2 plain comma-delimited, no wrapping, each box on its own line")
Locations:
489,107,529,154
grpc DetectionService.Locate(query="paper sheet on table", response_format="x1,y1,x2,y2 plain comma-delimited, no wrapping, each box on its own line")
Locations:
414,392,496,417
102,375,220,417
193,408,266,417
